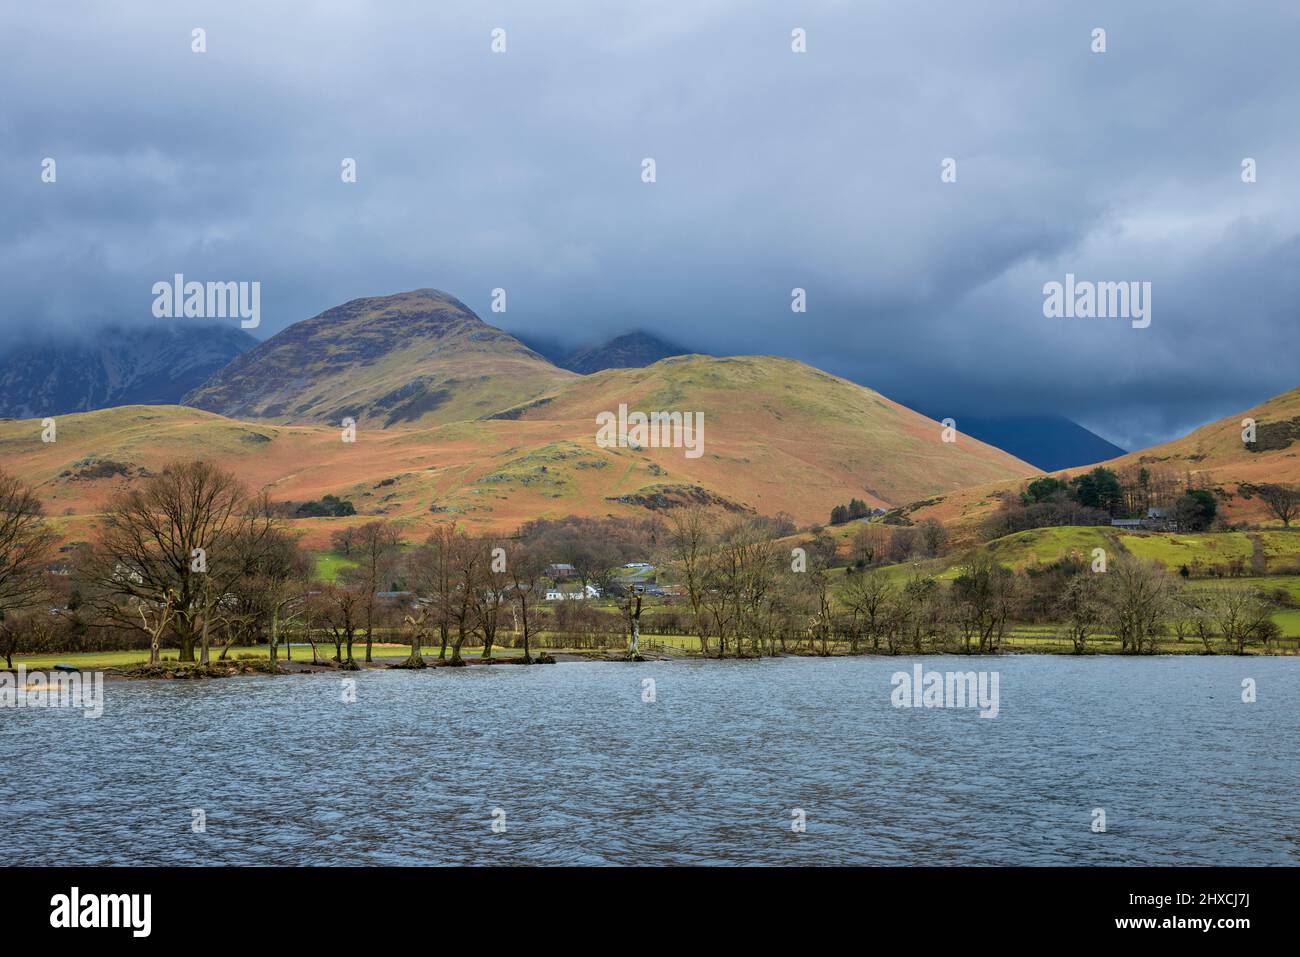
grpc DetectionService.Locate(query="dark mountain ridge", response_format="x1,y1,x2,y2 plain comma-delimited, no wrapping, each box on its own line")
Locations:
0,323,257,419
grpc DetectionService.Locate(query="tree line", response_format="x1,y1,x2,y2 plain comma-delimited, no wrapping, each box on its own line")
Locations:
0,464,1289,667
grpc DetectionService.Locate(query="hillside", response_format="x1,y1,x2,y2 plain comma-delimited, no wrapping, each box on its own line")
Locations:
182,289,575,428
0,355,1037,548
0,324,256,419
898,385,1300,537
496,354,1039,513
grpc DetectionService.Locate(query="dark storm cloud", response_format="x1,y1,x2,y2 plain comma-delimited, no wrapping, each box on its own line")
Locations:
2,0,1297,448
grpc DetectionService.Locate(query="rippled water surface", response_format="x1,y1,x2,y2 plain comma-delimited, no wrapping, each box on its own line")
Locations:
3,657,1297,865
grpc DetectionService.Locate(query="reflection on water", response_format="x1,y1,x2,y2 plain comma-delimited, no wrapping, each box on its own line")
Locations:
3,656,1296,865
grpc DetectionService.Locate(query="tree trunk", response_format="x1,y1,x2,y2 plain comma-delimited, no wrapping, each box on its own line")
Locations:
176,623,197,663
450,625,467,665
401,616,427,669
199,586,212,665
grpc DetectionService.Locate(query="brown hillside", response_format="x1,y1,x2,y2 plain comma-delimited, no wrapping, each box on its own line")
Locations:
1,355,1037,548
900,386,1300,537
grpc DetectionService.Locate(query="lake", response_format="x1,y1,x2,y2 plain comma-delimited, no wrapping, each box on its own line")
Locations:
3,656,1296,865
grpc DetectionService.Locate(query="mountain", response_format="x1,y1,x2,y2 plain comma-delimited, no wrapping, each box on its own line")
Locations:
928,414,1127,471
182,289,576,428
2,353,1039,547
0,324,256,420
484,354,1039,517
558,331,693,374
900,385,1300,536
515,329,695,374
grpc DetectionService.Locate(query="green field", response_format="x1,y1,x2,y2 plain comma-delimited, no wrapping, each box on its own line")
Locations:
1257,532,1300,571
1121,531,1256,571
985,526,1116,568
313,553,358,582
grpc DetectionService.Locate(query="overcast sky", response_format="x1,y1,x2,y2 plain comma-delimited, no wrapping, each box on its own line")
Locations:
3,0,1297,449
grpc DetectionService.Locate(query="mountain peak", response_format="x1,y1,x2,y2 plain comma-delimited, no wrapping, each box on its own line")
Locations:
182,288,573,427
558,329,694,374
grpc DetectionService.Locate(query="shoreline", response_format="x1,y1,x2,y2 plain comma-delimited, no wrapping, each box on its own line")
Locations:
5,645,1295,683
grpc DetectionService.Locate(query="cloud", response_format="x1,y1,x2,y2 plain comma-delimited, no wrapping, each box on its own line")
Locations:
1,0,1296,447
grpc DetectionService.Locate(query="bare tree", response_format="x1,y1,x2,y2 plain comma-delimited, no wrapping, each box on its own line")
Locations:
850,523,889,567
503,541,546,663
82,461,277,663
1101,555,1172,654
399,604,431,669
842,569,895,652
421,525,459,660
1255,483,1300,528
888,526,918,563
0,470,57,664
881,586,914,655
950,552,1017,653
135,589,178,666
664,504,713,656
474,539,511,660
344,521,403,662
734,528,782,657
249,529,312,666
444,529,482,665
0,609,58,670
1056,573,1102,654
330,526,360,557
900,572,945,652
1170,589,1216,652
316,583,363,668
917,518,950,558
1208,587,1276,655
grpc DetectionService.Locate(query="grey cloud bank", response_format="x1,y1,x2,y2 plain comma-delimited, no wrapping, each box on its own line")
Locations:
2,0,1297,450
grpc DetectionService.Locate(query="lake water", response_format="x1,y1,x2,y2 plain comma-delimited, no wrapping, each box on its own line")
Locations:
3,657,1297,865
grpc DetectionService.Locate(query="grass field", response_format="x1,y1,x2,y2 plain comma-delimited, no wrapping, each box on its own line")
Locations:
1121,532,1257,570
314,553,358,582
985,526,1116,567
